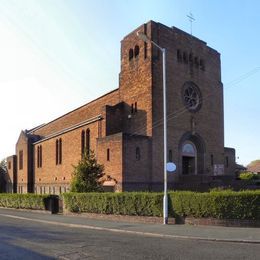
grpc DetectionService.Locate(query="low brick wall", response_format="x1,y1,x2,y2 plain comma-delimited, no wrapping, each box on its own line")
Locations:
63,211,260,227
181,217,260,227
64,211,176,224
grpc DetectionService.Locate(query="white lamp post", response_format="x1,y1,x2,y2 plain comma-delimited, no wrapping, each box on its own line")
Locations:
137,31,168,224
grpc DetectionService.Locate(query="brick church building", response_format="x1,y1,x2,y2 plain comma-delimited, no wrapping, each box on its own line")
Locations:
6,21,236,194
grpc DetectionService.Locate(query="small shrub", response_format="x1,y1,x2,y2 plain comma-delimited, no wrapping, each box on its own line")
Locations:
239,171,258,180
70,150,104,193
209,187,233,192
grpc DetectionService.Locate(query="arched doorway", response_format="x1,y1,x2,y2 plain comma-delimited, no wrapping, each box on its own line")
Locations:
179,132,206,175
182,141,197,175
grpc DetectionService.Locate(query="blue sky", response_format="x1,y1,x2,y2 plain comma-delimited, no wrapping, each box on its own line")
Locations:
0,0,259,166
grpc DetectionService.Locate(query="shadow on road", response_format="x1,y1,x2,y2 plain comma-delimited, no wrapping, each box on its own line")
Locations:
0,238,55,260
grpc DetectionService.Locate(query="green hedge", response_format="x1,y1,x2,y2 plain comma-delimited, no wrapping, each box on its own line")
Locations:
63,192,163,216
169,190,260,220
0,193,50,210
63,190,260,220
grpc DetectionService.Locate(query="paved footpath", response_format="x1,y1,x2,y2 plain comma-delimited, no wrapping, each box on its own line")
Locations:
0,208,259,244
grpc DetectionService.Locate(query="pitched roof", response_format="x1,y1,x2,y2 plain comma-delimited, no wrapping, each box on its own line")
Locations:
247,160,260,173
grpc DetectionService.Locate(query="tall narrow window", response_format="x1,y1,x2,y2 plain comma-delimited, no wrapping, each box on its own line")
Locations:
81,129,90,157
55,140,59,165
55,139,62,165
177,49,182,62
81,130,85,157
134,45,140,57
59,138,62,164
129,49,134,61
211,154,214,166
134,102,137,113
168,150,173,162
226,156,229,167
131,103,134,114
86,129,90,155
19,150,23,170
144,42,147,59
107,148,110,161
183,52,188,63
189,53,193,64
194,57,199,68
136,147,141,160
39,145,42,168
37,145,43,168
37,146,40,168
200,59,205,71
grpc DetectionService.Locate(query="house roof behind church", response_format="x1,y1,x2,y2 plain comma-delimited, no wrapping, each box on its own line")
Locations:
247,160,260,173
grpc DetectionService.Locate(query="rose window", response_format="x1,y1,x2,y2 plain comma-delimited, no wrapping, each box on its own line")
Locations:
182,82,202,112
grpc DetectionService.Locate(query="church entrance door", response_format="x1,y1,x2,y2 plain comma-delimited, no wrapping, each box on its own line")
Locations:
181,142,197,175
182,156,195,175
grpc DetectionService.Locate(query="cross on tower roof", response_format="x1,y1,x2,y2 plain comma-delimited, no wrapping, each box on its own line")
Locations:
187,12,195,36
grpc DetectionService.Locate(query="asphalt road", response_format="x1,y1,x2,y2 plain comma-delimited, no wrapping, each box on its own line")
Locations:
0,212,259,260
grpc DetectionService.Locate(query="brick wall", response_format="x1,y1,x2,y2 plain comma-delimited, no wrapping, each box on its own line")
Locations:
97,133,123,191
6,155,17,193
123,134,152,191
34,119,101,194
224,147,236,175
147,22,225,186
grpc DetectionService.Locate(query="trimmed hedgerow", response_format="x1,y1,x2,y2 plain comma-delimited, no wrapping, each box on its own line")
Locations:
169,190,260,220
63,190,260,220
0,193,50,210
63,192,164,216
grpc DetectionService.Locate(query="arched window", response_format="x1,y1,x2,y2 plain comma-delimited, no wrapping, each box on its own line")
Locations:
134,45,140,57
182,142,196,157
129,48,134,61
136,147,141,160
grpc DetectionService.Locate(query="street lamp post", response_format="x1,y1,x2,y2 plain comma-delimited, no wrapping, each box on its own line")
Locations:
137,32,168,225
